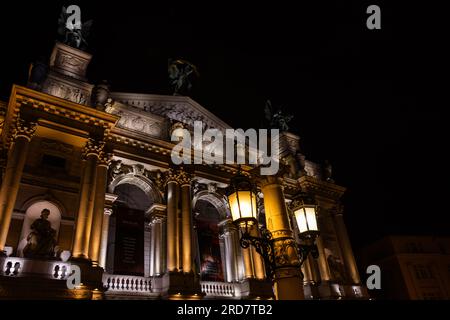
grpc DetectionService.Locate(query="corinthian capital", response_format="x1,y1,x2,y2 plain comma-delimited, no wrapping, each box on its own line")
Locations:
13,118,37,141
163,168,179,186
98,151,113,167
176,169,192,186
82,138,105,159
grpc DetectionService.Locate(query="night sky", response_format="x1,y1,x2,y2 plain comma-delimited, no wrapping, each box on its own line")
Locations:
1,0,447,258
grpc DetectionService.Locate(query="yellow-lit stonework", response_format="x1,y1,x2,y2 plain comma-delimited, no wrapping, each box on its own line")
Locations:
0,43,367,300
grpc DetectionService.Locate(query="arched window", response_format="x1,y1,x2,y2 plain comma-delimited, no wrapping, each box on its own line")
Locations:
194,199,225,282
17,201,62,257
107,179,157,277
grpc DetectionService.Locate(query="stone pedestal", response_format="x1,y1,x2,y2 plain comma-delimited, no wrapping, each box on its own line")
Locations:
162,272,203,299
42,42,94,105
239,278,274,300
0,256,104,300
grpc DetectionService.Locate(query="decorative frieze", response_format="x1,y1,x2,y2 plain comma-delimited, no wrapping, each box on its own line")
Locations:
49,42,92,80
106,102,167,139
110,92,230,131
42,74,93,105
273,238,301,268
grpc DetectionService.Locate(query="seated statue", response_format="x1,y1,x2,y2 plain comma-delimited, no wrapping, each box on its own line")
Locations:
23,209,57,258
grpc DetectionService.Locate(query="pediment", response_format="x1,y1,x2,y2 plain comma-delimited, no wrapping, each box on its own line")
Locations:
109,92,231,131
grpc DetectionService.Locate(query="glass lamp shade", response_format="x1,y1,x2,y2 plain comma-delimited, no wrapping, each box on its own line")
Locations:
294,205,318,235
228,190,257,222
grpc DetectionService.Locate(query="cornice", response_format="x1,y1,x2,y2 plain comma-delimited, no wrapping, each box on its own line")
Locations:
298,175,346,200
3,85,119,146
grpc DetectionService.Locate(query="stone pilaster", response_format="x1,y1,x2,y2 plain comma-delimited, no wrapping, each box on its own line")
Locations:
98,193,117,269
164,169,179,272
72,138,104,260
178,170,193,273
219,220,239,282
89,152,111,266
0,119,36,253
333,211,361,285
148,204,167,276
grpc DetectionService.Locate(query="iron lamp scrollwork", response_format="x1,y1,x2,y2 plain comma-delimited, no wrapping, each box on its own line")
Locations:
226,170,320,280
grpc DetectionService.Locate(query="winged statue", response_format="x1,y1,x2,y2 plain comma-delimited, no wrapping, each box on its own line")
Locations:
57,6,93,50
168,59,199,95
264,100,293,132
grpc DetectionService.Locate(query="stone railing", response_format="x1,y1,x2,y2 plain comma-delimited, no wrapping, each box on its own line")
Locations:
1,256,74,280
103,273,152,294
200,281,237,298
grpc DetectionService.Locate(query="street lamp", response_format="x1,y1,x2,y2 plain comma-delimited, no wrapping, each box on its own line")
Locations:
226,171,276,278
226,170,321,280
290,191,320,264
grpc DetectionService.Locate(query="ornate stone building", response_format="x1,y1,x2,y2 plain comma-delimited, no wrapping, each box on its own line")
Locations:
0,42,367,300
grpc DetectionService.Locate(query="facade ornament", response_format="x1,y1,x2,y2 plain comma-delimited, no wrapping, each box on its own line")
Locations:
322,160,335,183
296,152,307,177
92,80,110,110
163,167,179,186
207,183,217,194
273,238,301,268
13,118,37,141
82,138,105,159
132,163,145,176
27,57,48,90
145,169,165,191
192,181,207,195
98,151,113,167
176,169,192,186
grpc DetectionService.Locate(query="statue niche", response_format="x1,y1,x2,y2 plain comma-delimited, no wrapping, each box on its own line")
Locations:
23,209,57,258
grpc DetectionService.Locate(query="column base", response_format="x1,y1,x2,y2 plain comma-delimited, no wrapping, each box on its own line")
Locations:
303,282,320,299
317,281,345,299
239,278,274,300
273,267,305,300
342,284,369,299
161,271,204,299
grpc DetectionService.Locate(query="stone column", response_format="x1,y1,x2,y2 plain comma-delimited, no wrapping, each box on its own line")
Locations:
334,212,361,284
165,170,179,272
154,217,164,275
260,176,304,300
88,153,110,266
0,120,36,252
99,208,112,269
149,219,156,276
72,138,103,260
98,193,117,269
316,235,332,282
148,204,166,276
219,220,239,282
179,171,193,273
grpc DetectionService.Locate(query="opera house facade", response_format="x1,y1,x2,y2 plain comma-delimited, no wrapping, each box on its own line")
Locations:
0,41,367,300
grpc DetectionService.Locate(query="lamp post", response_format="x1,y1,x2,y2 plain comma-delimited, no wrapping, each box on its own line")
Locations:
226,171,320,281
290,192,320,266
226,172,276,278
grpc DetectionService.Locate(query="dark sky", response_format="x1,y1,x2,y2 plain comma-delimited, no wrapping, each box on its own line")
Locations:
0,0,448,255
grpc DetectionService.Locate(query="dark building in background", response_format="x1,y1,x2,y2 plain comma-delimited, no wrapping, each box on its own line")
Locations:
362,236,450,299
